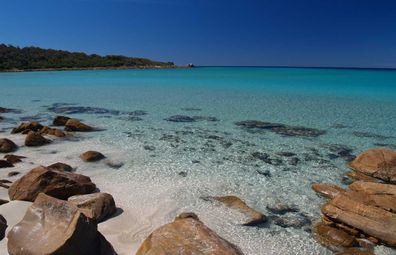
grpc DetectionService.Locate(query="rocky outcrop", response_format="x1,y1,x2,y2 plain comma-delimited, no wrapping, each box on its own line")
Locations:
8,166,96,201
136,212,244,255
64,119,93,132
68,192,116,223
80,151,105,162
313,222,356,252
0,160,13,168
0,138,17,153
203,195,266,226
25,131,52,147
11,121,43,134
0,214,7,240
47,162,73,172
7,193,116,255
40,126,66,137
4,155,25,164
53,115,71,126
312,183,346,199
349,148,396,183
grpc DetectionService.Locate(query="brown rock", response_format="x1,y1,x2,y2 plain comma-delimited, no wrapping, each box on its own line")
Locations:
345,171,382,183
335,247,375,255
25,131,51,147
47,162,73,172
0,160,13,168
80,151,105,162
40,126,66,137
4,154,25,164
0,138,17,153
349,148,396,183
312,183,346,199
313,222,356,252
205,195,266,226
136,212,244,255
7,193,116,255
53,115,71,126
65,119,93,132
322,192,396,245
11,122,43,134
68,192,116,223
8,166,96,201
0,214,7,241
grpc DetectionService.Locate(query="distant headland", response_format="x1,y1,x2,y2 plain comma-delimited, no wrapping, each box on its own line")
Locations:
0,44,181,72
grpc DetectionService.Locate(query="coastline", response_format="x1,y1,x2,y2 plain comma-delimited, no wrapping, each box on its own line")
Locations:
0,65,190,73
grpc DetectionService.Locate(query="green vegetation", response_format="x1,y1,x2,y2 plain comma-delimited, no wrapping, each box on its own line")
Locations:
0,44,175,70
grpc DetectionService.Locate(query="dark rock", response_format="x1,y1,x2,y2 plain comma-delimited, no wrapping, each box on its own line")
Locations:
0,199,8,205
125,116,143,121
331,124,350,129
48,105,120,115
105,161,124,169
7,171,20,177
80,151,105,162
235,120,326,137
143,145,156,151
0,138,17,153
251,152,282,165
164,115,196,122
276,152,296,157
64,119,94,132
0,107,21,114
352,131,393,140
271,214,311,229
0,214,6,240
25,131,52,147
4,155,25,164
48,162,73,172
178,171,187,177
192,116,219,122
267,202,298,215
0,160,13,168
11,121,43,134
256,169,271,177
288,157,300,166
127,110,147,116
8,166,96,201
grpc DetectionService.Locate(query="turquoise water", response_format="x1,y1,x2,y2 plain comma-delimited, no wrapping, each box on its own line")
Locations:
0,67,396,254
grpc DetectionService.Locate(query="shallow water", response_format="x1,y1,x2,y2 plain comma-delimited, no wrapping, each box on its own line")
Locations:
0,67,396,254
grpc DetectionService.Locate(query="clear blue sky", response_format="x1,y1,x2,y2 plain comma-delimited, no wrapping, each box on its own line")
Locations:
1,0,396,67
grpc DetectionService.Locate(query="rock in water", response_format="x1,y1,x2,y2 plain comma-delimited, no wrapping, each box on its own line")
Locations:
64,119,93,132
68,192,116,223
349,148,396,183
80,151,105,162
7,193,116,255
3,155,25,164
53,115,71,126
11,121,43,134
0,214,7,240
312,183,346,199
313,222,356,252
0,138,17,153
47,162,74,172
8,166,96,201
136,212,244,255
205,195,266,226
0,160,14,168
40,126,66,137
25,131,52,147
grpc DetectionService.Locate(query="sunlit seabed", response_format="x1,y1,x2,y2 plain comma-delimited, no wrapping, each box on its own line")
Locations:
0,67,395,254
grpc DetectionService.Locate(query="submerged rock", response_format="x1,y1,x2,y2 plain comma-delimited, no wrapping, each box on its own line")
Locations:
53,115,71,126
48,105,120,115
349,148,396,183
312,183,346,199
136,212,244,255
3,155,25,164
267,202,299,215
352,131,393,140
64,119,94,132
204,195,266,226
235,120,326,137
313,222,356,252
80,151,105,162
25,131,52,147
7,193,116,255
164,115,196,122
0,138,17,153
8,166,96,201
271,214,311,229
0,107,21,114
68,192,116,223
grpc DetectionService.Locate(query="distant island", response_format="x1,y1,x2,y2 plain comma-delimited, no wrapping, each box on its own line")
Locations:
0,44,176,72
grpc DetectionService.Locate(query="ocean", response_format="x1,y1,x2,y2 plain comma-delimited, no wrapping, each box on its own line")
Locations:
0,67,395,254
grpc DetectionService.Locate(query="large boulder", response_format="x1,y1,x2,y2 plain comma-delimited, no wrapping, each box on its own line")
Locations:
8,166,96,201
312,183,345,199
11,122,43,134
322,192,396,245
25,131,52,147
349,148,396,183
65,119,93,132
204,195,266,226
53,115,71,126
7,193,116,255
313,222,356,252
68,192,116,223
0,160,13,168
0,214,7,240
80,151,105,162
136,212,244,255
0,138,17,153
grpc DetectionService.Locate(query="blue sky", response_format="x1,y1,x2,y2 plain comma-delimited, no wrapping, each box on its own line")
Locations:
1,0,396,67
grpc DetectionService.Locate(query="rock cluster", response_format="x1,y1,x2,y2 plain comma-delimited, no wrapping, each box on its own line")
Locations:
312,148,396,253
